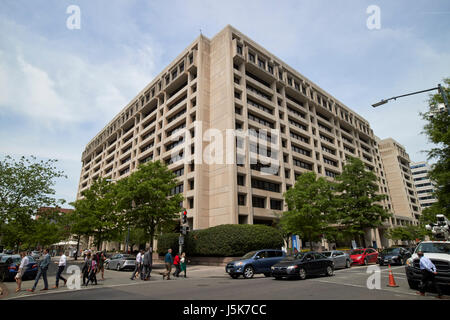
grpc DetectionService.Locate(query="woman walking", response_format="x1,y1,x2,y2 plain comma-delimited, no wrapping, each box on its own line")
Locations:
98,252,106,280
15,252,29,292
86,254,98,286
180,252,189,278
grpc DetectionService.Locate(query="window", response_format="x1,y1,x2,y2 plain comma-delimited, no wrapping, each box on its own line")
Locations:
270,199,282,210
252,196,265,208
237,175,245,186
173,167,184,177
237,45,243,55
251,178,280,193
258,58,265,69
238,194,246,206
171,184,184,195
293,158,313,171
268,65,273,74
248,52,255,63
189,179,194,190
292,145,311,157
189,198,194,209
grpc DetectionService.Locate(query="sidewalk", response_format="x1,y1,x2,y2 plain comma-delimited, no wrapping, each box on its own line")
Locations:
1,265,225,300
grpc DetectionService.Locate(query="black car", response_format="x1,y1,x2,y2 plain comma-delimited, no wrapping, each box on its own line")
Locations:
377,247,411,266
271,252,334,280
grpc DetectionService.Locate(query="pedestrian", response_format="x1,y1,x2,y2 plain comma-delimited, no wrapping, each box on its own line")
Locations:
142,247,152,281
131,250,142,280
98,251,106,280
417,251,442,298
180,252,189,278
85,255,98,286
15,251,29,292
82,253,92,286
53,251,68,288
27,248,51,292
173,252,181,278
163,248,173,280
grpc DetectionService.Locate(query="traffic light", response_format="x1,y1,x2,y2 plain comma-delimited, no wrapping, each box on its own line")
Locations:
182,210,187,224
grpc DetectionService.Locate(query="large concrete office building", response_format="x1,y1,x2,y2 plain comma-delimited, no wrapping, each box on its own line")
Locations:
378,138,421,226
78,26,392,247
410,161,437,210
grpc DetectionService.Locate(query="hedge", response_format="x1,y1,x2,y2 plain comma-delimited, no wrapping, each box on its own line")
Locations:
158,224,284,257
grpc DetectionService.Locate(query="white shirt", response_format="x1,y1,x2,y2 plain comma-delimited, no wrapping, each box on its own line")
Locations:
59,254,67,267
419,256,437,273
19,256,29,270
136,252,141,263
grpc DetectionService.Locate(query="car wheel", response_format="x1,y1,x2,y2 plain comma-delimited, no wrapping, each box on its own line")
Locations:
326,266,334,277
116,264,121,271
230,274,239,279
408,280,418,290
243,266,254,279
345,260,351,268
298,268,306,280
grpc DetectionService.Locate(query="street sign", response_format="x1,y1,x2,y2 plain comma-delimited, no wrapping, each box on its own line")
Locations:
179,236,184,245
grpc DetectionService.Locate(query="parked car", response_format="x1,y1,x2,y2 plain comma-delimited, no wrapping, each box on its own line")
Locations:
322,250,352,269
271,252,334,280
106,254,136,271
377,247,411,266
349,248,378,265
30,251,41,260
225,249,286,279
0,255,38,281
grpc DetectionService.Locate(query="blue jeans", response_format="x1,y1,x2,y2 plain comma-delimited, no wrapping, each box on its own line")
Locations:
32,267,48,290
55,266,67,287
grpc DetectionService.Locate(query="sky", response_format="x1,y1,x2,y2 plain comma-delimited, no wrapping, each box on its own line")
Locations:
0,0,449,206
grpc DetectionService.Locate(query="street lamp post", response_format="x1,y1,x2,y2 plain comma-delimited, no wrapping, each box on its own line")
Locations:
372,84,449,115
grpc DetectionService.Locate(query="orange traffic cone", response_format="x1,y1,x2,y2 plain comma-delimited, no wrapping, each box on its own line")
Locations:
387,264,399,287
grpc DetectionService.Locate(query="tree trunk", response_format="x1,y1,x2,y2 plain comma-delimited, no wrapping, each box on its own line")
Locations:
309,233,313,251
75,235,80,261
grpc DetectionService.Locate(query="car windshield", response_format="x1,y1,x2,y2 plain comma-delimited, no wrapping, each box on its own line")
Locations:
416,243,450,254
382,248,400,254
0,256,11,263
321,252,332,257
350,250,365,255
284,252,306,261
242,251,257,259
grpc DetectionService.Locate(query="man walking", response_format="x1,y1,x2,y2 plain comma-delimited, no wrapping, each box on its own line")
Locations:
131,250,142,280
27,248,50,292
142,247,152,280
53,251,67,288
417,251,442,298
163,248,173,280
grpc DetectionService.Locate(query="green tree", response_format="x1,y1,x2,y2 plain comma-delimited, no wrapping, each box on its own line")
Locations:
116,161,184,249
0,155,66,250
281,172,336,250
421,78,450,218
386,225,428,243
334,157,391,248
70,178,122,250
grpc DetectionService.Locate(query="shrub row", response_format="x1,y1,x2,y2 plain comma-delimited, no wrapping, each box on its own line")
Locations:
157,224,284,257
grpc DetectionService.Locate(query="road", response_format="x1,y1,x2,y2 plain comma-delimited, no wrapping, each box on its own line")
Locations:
2,263,447,300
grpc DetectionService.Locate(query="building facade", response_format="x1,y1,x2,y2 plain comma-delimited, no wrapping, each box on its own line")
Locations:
378,138,421,227
410,161,437,210
78,25,393,249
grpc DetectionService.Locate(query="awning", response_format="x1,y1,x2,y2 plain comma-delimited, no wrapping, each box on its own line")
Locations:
52,241,78,246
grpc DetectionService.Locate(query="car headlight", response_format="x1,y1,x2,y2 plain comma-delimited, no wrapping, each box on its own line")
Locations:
356,255,362,260
391,256,398,260
287,265,298,270
406,258,413,266
271,266,275,270
236,262,243,266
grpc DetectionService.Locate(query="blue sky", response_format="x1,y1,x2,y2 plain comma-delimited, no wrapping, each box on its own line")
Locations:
0,0,449,205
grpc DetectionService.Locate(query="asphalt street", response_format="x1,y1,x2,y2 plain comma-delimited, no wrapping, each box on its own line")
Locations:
2,264,448,300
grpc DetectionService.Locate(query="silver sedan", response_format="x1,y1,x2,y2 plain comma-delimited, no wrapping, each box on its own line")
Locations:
322,250,352,269
106,254,136,271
